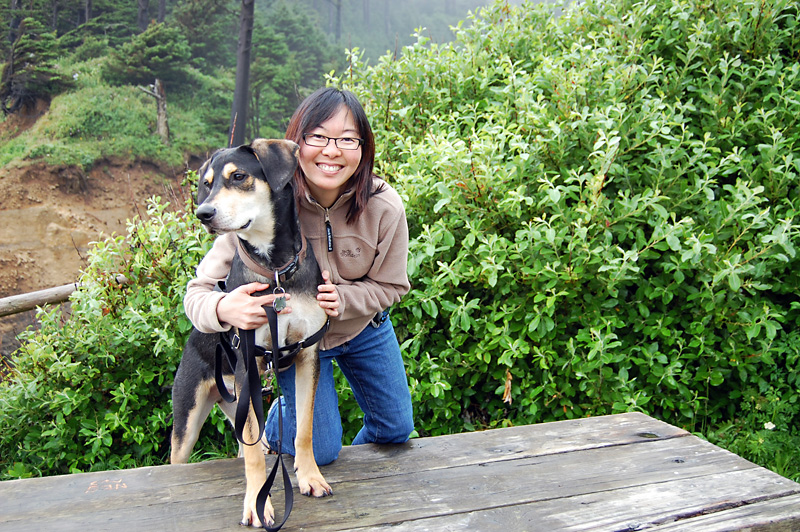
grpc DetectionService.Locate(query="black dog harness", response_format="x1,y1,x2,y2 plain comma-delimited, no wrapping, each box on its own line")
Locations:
213,244,329,531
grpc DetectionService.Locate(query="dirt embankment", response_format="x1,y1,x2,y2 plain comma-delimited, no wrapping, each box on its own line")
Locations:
0,157,188,358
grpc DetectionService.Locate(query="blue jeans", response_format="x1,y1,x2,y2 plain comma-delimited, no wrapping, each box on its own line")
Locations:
264,312,414,465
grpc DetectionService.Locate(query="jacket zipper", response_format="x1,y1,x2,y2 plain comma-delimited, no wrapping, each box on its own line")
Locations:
324,208,333,252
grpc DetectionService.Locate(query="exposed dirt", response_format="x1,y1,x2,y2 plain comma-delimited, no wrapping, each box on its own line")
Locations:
0,156,189,359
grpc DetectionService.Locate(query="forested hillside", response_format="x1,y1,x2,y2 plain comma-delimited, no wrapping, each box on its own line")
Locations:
1,0,798,488
0,0,507,162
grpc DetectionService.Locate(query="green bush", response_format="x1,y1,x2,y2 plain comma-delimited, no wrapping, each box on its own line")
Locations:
27,85,182,168
332,0,799,478
0,193,232,479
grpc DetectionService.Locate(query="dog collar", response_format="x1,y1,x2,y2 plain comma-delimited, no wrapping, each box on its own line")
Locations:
236,237,307,285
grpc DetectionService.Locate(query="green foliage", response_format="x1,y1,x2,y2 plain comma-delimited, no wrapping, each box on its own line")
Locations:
1,18,74,114
171,0,237,71
102,22,192,87
248,1,341,137
330,0,800,478
27,85,177,167
0,193,234,479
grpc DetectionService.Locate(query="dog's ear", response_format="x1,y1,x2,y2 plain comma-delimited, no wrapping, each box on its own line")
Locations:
250,138,299,191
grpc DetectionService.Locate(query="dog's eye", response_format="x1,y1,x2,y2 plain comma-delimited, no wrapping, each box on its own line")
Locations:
231,172,247,182
202,179,211,188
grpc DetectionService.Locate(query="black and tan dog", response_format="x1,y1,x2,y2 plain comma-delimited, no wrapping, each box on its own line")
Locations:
171,139,331,527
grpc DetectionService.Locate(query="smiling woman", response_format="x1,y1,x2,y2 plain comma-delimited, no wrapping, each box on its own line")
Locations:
298,107,363,208
183,87,415,477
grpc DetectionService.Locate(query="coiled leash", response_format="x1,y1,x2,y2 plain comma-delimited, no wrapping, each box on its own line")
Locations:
214,288,328,531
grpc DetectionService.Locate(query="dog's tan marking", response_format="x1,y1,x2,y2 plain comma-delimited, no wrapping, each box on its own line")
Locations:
222,162,255,190
170,378,226,463
202,165,214,186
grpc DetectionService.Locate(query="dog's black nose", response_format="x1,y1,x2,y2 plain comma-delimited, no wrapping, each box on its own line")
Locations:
196,204,216,223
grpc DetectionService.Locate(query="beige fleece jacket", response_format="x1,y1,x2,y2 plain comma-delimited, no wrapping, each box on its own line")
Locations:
183,177,410,350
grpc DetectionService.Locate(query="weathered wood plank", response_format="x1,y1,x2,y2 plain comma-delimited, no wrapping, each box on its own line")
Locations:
646,494,800,532
284,436,794,531
0,413,797,532
0,412,682,514
346,469,800,531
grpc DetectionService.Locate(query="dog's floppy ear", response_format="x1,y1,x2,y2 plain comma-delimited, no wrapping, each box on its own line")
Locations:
250,138,299,191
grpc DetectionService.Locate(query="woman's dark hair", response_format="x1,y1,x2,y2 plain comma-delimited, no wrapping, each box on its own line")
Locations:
285,87,381,224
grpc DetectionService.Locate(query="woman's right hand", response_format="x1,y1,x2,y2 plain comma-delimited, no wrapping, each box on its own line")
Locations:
216,282,291,330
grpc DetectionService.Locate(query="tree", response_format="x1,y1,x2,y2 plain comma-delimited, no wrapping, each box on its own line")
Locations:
171,0,236,71
138,78,170,145
228,0,254,146
102,22,191,87
0,17,73,115
247,2,339,137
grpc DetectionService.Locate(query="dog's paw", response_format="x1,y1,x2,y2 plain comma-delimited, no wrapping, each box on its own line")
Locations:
241,494,274,528
298,472,333,498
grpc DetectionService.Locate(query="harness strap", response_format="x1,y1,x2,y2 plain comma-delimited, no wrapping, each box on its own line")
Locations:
257,306,294,532
214,319,330,400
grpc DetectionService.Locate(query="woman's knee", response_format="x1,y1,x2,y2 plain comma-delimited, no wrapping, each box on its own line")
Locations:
313,439,342,465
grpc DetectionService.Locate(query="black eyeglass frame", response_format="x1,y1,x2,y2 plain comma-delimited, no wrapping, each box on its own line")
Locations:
302,133,364,150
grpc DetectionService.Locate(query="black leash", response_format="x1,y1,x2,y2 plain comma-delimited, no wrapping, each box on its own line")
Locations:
213,302,328,530
255,305,293,531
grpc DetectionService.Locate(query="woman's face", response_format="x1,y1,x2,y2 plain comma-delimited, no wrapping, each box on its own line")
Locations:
298,105,362,208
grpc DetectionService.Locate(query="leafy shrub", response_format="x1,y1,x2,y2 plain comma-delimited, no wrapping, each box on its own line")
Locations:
0,192,231,479
28,85,181,168
331,0,799,478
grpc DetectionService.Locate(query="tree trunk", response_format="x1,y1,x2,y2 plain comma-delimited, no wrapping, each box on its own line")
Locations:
157,0,165,23
9,0,22,44
228,0,255,147
85,0,92,22
155,78,170,145
137,0,150,32
334,0,341,43
51,0,59,30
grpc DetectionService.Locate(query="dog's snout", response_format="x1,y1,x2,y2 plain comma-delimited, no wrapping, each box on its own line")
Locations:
196,204,216,224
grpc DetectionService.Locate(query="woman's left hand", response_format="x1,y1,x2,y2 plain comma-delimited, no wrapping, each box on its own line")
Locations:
317,270,340,317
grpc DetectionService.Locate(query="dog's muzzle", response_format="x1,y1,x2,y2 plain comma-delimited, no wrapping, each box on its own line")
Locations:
196,204,216,224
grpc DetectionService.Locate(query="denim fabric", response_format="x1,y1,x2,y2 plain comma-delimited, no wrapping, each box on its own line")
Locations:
264,312,414,465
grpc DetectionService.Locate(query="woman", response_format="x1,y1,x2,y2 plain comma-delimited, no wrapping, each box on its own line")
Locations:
183,87,414,466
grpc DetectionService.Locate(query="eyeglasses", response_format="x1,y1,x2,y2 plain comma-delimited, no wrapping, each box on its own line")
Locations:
302,133,364,151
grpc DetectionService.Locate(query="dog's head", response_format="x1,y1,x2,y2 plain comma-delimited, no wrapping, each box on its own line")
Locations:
195,139,299,241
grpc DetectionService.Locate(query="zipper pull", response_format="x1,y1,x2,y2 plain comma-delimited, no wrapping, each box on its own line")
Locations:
325,209,333,252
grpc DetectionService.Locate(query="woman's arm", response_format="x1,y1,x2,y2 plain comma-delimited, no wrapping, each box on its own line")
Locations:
183,233,288,332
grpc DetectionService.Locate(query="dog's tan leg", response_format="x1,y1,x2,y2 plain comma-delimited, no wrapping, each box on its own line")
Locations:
171,379,219,464
240,408,274,528
293,348,332,497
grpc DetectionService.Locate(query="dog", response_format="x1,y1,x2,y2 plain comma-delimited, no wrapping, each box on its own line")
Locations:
170,138,332,527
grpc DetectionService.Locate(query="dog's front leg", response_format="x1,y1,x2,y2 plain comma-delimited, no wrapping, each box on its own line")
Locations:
294,348,332,497
241,412,274,527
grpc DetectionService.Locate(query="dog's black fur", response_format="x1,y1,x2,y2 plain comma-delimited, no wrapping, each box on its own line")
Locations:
170,139,331,528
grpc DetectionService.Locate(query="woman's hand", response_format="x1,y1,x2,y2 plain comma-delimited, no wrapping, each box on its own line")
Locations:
216,282,292,330
317,270,340,317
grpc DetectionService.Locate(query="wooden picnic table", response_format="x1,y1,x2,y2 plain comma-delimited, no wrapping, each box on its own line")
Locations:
1,412,799,531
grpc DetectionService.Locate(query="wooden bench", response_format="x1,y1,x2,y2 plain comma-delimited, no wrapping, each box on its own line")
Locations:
2,412,799,531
